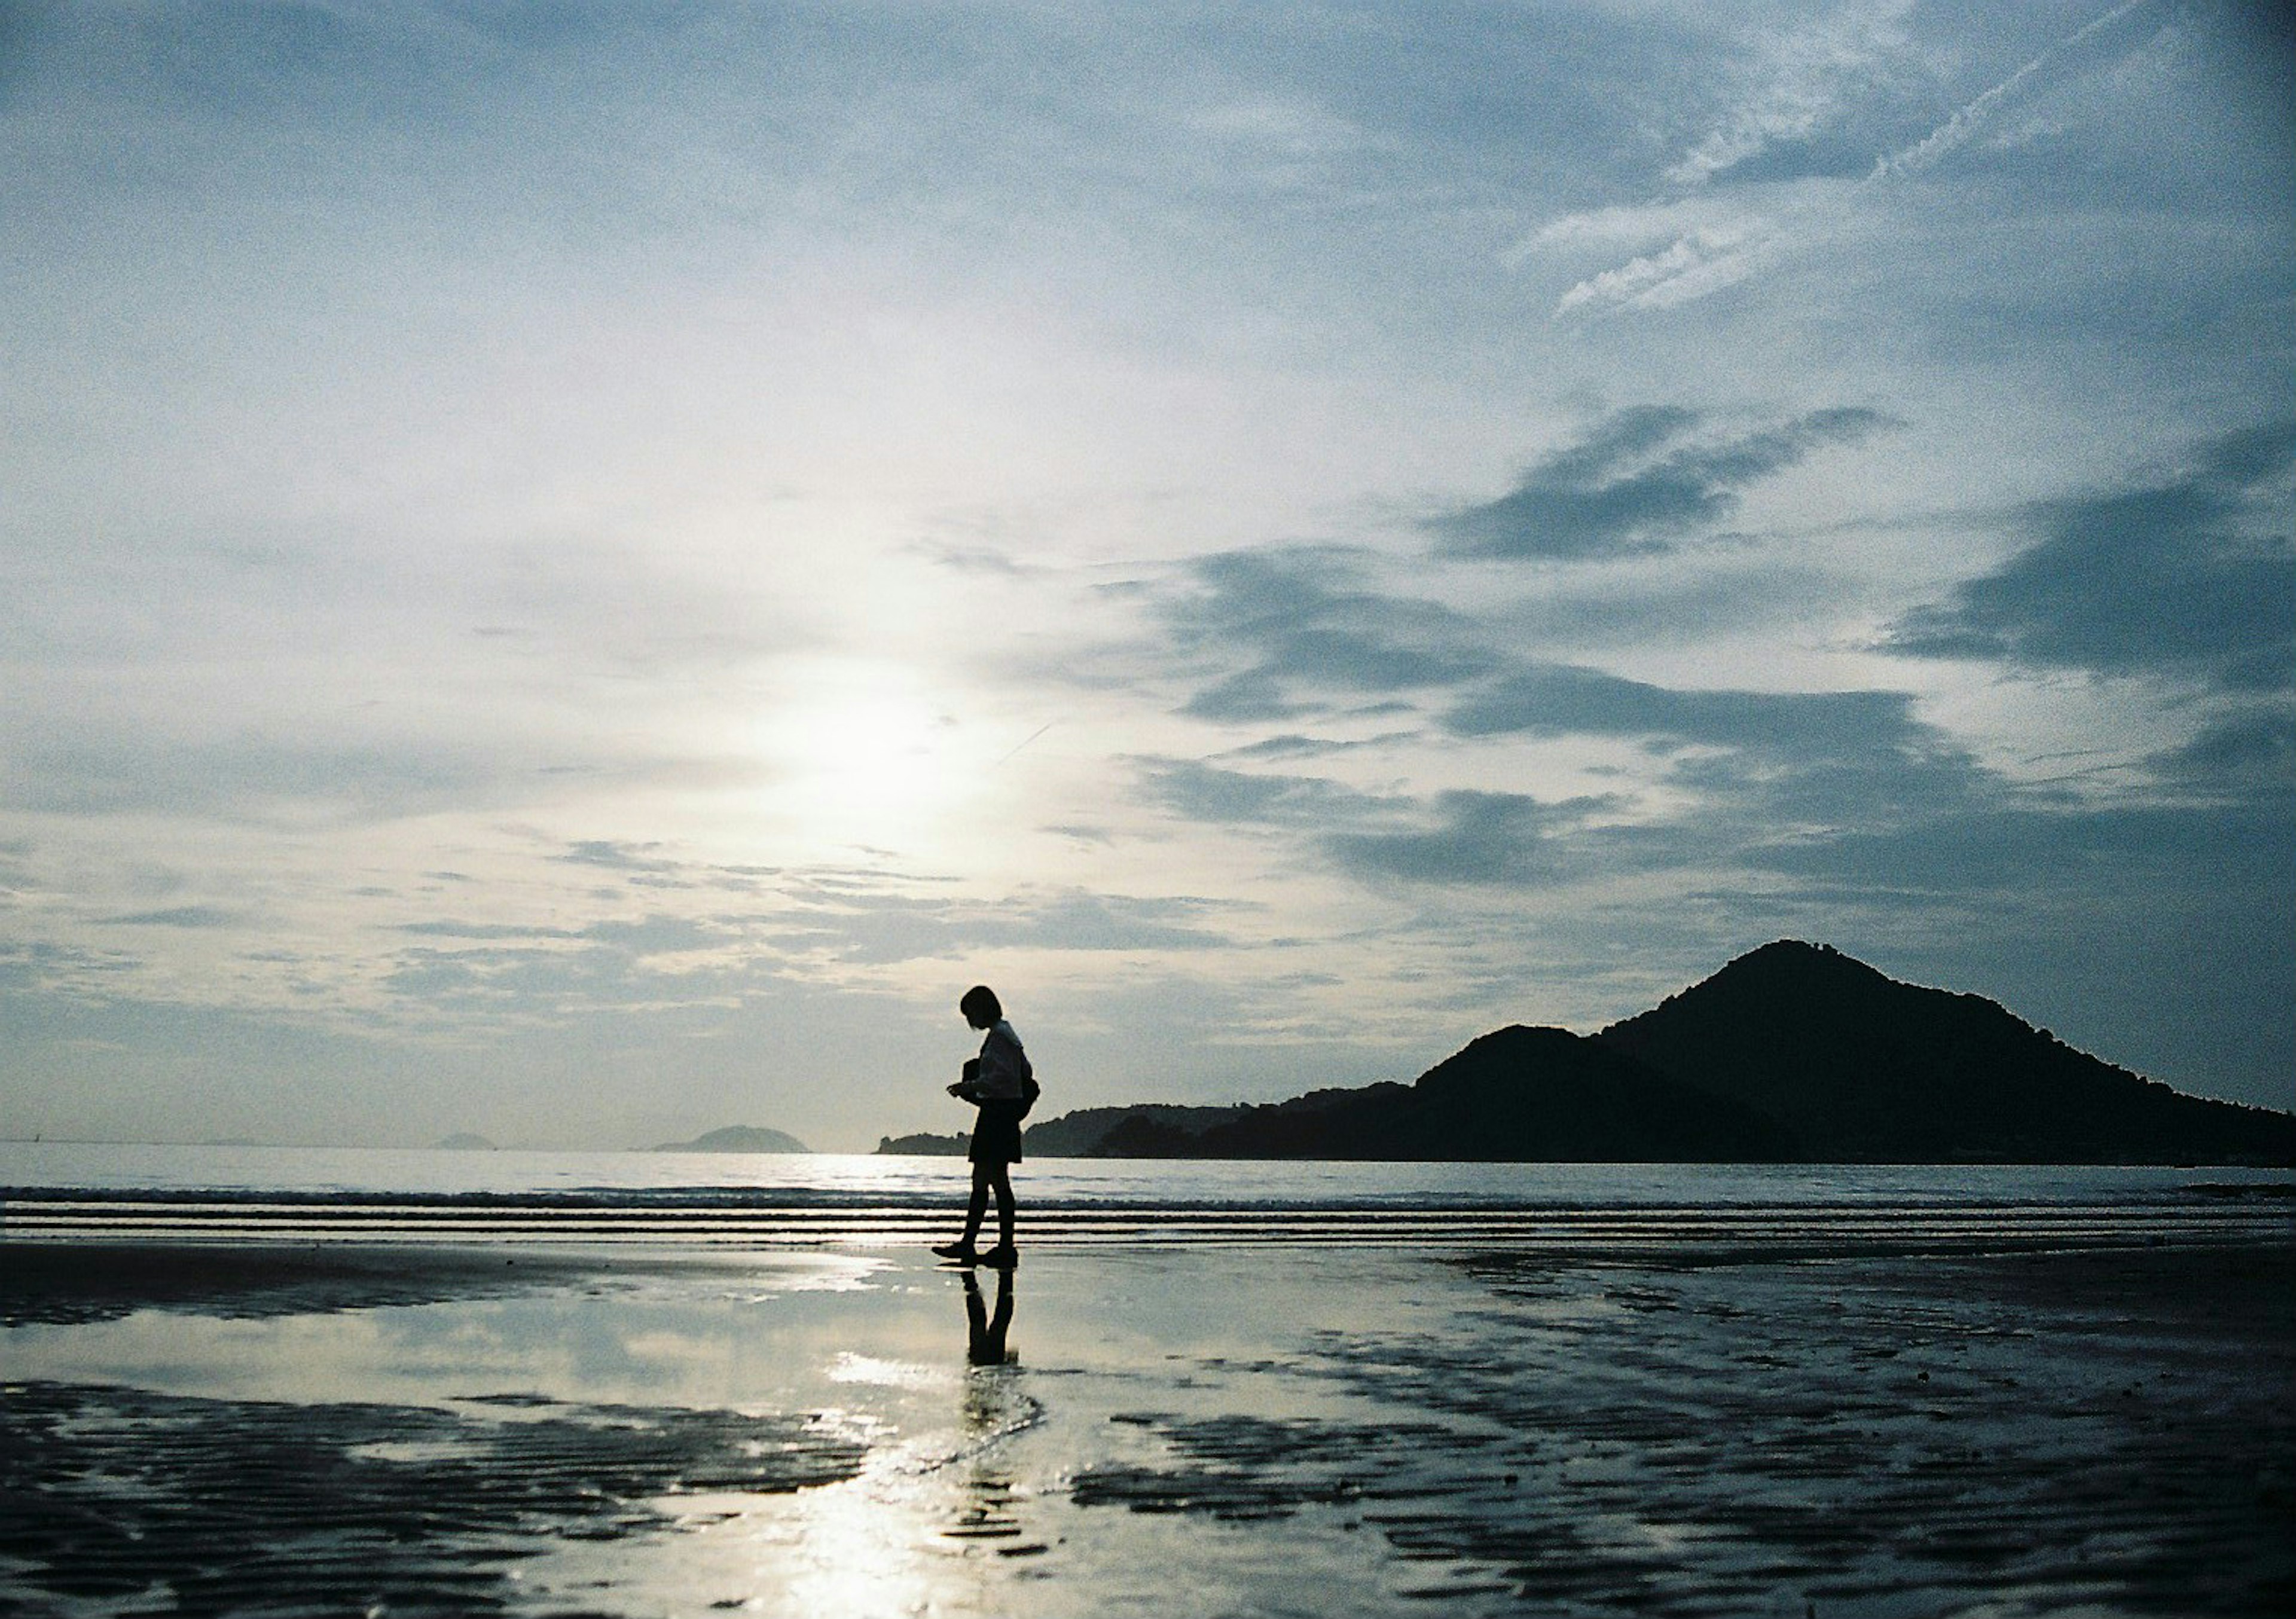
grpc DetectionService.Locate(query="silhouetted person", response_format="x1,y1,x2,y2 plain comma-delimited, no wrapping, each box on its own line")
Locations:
933,985,1034,1267
961,1265,1015,1366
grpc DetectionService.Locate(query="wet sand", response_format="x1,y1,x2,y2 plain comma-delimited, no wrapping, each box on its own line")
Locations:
4,1235,2291,1617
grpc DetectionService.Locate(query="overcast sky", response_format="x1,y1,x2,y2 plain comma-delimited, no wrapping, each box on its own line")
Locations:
4,1,2291,1151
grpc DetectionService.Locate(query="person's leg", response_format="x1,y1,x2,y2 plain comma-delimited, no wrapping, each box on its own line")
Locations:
990,1164,1015,1252
965,1162,992,1246
933,1162,992,1259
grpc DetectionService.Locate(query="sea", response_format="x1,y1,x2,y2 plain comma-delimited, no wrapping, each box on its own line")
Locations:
4,1143,2289,1257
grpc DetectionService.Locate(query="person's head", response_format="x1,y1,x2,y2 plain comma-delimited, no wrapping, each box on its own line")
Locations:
959,985,1003,1030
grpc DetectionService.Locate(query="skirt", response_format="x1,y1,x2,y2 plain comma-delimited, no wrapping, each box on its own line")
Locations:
969,1099,1026,1166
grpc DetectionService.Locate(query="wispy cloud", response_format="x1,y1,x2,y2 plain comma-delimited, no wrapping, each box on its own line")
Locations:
1871,0,2167,182
1431,407,1894,561
1544,0,2178,317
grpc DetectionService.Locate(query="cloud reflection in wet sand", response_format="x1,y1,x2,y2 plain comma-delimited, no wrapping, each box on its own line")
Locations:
3,1239,2291,1615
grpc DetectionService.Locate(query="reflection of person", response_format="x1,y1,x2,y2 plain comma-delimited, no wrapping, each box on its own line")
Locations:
933,985,1033,1267
962,1264,1015,1366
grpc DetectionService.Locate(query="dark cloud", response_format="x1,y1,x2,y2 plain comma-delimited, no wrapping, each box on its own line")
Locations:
2150,707,2296,789
397,920,582,940
1323,790,1619,887
99,906,242,929
1181,670,1307,722
1138,655,2005,894
1449,663,1907,750
554,840,685,875
1220,732,1420,762
1886,420,2296,691
1747,799,2294,909
1159,548,1495,719
1431,407,1896,561
1447,662,1990,826
1133,757,1399,828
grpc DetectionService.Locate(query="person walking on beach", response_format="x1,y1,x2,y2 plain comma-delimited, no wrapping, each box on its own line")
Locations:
934,985,1034,1267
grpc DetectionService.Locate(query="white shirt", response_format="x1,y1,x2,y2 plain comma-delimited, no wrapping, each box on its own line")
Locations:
974,1020,1031,1101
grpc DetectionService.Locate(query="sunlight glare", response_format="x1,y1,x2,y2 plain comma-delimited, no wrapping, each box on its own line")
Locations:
757,661,978,850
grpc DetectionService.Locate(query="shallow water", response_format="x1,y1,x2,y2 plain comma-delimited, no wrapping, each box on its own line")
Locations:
4,1148,2291,1615
4,1241,2292,1617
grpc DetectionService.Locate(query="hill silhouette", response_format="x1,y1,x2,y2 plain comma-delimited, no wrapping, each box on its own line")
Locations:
1596,940,2292,1164
878,1104,1251,1159
1097,1028,1795,1161
975,942,2291,1165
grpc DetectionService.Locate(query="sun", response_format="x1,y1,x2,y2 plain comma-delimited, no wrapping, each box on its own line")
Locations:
757,661,975,848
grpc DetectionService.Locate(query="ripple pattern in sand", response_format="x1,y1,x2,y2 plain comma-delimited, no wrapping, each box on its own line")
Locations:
0,1382,865,1616
1068,1245,2296,1615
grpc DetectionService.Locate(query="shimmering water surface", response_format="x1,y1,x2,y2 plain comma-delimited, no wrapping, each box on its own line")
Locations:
7,1143,2292,1246
4,1145,2291,1617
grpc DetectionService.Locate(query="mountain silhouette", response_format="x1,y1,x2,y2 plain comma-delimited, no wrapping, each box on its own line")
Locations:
1097,1028,1794,1161
1595,940,2292,1163
975,941,2290,1165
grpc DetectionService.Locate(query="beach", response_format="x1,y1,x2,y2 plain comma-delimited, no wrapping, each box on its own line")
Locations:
5,1181,2292,1618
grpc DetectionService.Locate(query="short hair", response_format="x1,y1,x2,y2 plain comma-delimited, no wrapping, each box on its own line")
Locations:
960,985,1003,1024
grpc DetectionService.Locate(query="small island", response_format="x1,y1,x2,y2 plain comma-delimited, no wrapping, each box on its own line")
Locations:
649,1125,811,1154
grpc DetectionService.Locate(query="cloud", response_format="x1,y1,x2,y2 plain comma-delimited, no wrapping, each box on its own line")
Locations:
554,841,686,875
1219,731,1420,763
1133,757,1399,829
1545,0,2179,317
765,887,1241,966
1871,0,2170,184
98,906,243,929
2,734,523,824
396,920,584,940
1660,2,1928,191
1323,790,1619,888
1151,548,1496,718
1431,407,1894,561
1885,420,2296,691
1138,655,2005,897
1444,667,1997,875
1750,798,2292,903
1448,662,1890,746
2149,708,2296,790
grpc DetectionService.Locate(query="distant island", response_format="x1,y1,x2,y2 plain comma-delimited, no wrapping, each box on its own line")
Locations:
875,1129,969,1156
435,1133,497,1151
880,942,2294,1166
650,1125,811,1154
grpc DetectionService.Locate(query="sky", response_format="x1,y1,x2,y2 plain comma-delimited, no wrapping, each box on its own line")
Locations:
3,0,2291,1152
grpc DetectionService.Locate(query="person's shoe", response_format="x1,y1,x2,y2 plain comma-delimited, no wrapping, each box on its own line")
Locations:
932,1241,980,1263
976,1244,1018,1268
